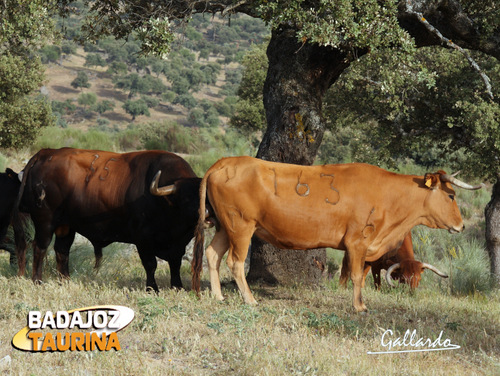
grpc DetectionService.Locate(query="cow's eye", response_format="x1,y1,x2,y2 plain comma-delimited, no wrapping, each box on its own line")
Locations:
448,194,455,202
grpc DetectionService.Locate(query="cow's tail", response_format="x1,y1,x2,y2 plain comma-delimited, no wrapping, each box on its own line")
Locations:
191,171,210,295
12,152,39,276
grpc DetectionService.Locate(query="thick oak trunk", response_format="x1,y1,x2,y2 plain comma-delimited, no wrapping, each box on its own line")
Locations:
485,177,500,285
246,27,355,285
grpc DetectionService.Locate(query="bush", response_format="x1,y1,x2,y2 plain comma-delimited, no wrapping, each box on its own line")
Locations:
138,122,196,154
32,127,116,152
412,226,494,296
39,45,61,64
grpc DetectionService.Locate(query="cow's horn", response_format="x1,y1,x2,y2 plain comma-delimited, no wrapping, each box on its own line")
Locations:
385,263,401,287
421,263,448,278
441,173,484,190
150,171,176,196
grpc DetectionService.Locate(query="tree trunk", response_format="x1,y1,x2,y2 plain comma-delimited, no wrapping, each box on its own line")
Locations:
485,177,500,285
246,27,358,285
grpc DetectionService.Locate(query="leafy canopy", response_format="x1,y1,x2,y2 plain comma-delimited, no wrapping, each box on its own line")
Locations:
71,0,413,57
0,0,58,148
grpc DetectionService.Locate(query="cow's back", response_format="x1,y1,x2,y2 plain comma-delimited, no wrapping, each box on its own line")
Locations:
205,157,405,250
21,148,197,244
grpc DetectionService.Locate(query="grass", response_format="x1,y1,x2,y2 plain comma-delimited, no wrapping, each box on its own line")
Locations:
0,144,497,375
0,233,498,375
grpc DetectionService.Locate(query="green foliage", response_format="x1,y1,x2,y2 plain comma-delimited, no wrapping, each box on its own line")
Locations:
0,9,55,149
323,47,500,178
0,53,45,101
0,0,58,54
84,53,107,68
138,121,196,154
412,226,495,296
113,73,167,97
77,92,97,108
258,0,413,53
39,45,61,64
32,126,116,151
0,91,54,149
174,94,197,110
230,43,267,133
107,61,128,75
61,40,78,55
71,71,91,90
52,99,76,115
123,99,150,120
91,100,115,115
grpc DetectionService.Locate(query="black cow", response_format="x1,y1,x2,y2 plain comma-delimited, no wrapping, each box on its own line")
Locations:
0,168,20,241
0,168,21,265
13,147,202,291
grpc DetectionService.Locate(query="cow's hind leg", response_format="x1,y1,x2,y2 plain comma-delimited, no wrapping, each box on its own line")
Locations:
54,229,76,279
339,252,350,287
32,223,54,284
206,229,229,301
226,231,256,305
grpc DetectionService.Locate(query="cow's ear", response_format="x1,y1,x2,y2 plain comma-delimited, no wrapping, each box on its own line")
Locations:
424,173,439,190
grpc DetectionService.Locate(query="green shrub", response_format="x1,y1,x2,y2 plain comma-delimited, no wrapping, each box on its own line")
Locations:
446,239,494,295
412,227,493,295
32,127,116,151
139,121,196,154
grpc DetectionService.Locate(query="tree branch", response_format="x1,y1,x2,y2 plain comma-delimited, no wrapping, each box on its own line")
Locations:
402,2,494,100
419,14,493,100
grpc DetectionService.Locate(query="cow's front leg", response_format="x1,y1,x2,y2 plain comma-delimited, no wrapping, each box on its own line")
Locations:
138,250,159,292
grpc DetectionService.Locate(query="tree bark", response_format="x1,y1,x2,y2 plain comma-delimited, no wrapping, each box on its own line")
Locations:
247,27,357,285
485,177,500,285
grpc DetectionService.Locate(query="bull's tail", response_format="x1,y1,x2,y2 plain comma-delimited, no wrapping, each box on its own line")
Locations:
12,152,40,276
191,172,209,294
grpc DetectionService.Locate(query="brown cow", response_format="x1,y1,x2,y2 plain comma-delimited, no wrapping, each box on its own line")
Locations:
339,232,448,289
191,156,482,312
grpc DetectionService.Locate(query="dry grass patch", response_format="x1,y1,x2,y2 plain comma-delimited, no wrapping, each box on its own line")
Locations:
0,245,498,375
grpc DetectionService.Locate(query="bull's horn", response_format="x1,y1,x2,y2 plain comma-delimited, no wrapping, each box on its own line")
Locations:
385,263,401,287
421,263,448,278
441,173,484,190
150,171,176,196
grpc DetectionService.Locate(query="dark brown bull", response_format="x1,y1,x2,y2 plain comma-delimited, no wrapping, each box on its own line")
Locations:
13,148,201,291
